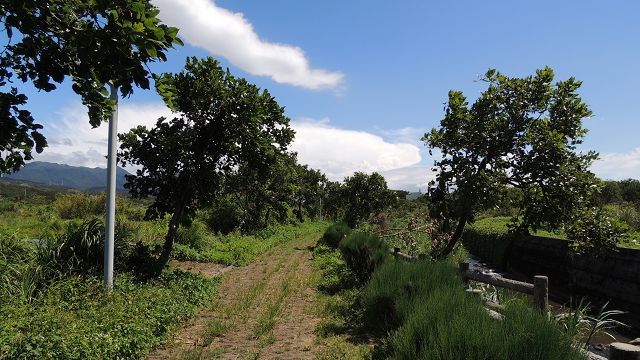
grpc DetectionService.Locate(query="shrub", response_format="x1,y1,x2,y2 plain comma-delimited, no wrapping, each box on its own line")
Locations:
54,192,138,220
604,202,640,231
362,262,585,360
321,222,351,248
567,208,625,255
54,192,105,219
462,217,515,267
338,232,390,283
175,220,211,250
51,218,134,273
205,198,243,234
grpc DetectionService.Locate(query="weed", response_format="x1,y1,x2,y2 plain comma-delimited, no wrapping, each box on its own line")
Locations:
338,232,390,283
202,319,232,345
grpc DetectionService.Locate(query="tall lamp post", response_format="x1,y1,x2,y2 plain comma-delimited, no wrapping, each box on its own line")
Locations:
104,82,118,290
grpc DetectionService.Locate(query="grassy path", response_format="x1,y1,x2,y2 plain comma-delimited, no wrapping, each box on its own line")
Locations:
148,230,325,359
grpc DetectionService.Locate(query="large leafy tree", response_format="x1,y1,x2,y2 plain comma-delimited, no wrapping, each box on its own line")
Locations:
118,57,295,266
227,152,298,230
341,172,396,227
323,180,344,221
424,67,599,259
293,164,328,222
0,0,182,173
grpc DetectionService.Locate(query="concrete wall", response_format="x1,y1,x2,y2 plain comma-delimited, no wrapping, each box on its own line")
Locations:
507,236,640,330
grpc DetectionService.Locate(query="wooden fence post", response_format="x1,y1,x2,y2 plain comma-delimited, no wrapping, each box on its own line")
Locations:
459,262,469,286
609,342,640,360
533,275,548,313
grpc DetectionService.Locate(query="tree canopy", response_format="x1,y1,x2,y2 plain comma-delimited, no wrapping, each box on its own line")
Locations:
424,67,599,258
118,57,295,266
341,172,397,227
0,0,181,173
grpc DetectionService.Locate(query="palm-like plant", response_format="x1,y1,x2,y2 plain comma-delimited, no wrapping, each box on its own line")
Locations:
553,298,627,348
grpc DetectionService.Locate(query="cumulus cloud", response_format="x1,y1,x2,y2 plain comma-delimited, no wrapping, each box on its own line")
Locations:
379,166,435,192
33,103,172,168
152,0,344,90
591,147,640,180
33,106,423,187
291,118,422,181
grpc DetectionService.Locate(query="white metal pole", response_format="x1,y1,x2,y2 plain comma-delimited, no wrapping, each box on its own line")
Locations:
104,83,118,290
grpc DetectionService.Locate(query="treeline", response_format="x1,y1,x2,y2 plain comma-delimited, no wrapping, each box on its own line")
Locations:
594,179,640,207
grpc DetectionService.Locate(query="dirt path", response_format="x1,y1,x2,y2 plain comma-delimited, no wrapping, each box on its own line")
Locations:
148,231,325,359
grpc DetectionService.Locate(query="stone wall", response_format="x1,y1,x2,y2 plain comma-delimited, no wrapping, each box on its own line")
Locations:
507,235,640,331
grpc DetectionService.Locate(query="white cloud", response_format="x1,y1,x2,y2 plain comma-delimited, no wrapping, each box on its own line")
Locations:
379,166,435,192
291,118,422,181
591,147,640,180
33,102,172,168
34,104,424,189
152,0,344,90
378,126,427,144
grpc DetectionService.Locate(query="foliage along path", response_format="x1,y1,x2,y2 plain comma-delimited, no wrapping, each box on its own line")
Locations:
148,230,326,359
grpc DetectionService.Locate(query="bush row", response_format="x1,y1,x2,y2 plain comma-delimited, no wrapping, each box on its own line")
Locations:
362,260,584,359
461,218,515,267
314,224,584,360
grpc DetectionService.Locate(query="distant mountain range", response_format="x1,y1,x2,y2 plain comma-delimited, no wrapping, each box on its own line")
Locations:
1,162,130,191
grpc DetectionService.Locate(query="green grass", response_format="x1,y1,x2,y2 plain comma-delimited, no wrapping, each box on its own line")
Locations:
0,270,219,359
314,228,584,360
201,319,232,346
173,221,328,266
0,187,326,359
364,259,585,360
253,259,297,346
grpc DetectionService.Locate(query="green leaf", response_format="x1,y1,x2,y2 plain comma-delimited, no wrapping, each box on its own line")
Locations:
144,44,158,57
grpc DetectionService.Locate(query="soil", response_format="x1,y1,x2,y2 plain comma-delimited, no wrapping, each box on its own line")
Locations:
148,231,325,359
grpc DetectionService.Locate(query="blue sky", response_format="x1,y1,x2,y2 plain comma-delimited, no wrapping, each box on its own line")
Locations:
20,0,640,190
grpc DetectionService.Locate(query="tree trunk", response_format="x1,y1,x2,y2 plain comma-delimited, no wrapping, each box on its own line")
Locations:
158,192,189,268
297,199,304,222
435,217,467,260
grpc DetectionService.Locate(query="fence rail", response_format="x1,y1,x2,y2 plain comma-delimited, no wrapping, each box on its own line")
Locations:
387,250,549,312
459,262,548,313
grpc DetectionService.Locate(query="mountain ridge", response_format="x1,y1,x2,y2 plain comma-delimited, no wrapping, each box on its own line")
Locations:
1,161,130,191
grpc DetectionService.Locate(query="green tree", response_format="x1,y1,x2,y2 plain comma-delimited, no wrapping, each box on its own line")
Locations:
341,172,396,227
618,179,640,205
228,153,298,230
0,0,182,173
593,180,623,206
323,180,344,221
424,67,599,259
118,57,295,266
293,164,328,222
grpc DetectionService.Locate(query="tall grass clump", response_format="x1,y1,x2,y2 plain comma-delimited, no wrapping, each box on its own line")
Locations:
320,222,352,248
358,258,585,359
360,260,461,335
338,232,390,283
320,222,351,248
313,243,358,294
